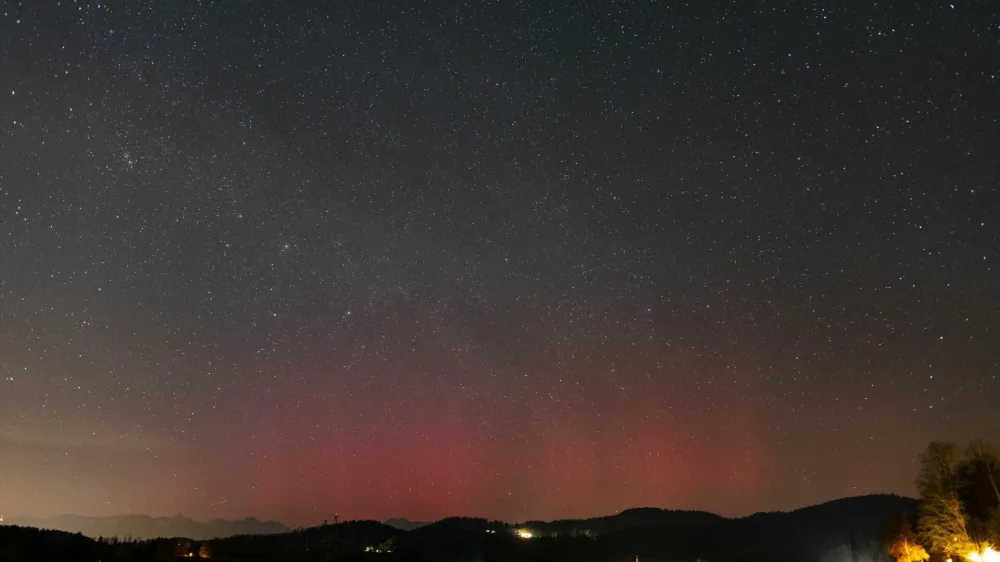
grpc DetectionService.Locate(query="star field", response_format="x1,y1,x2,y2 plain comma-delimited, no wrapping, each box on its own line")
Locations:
0,0,998,525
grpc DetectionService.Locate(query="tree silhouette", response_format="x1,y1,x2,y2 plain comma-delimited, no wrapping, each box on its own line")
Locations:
917,442,961,500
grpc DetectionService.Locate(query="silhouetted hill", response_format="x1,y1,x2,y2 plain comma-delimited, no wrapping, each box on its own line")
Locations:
389,494,916,562
0,525,113,562
206,519,401,560
389,517,513,561
9,513,290,540
723,494,919,562
521,506,727,536
583,494,917,562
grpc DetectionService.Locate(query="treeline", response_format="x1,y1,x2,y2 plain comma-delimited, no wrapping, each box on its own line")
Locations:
0,525,191,562
887,440,1000,562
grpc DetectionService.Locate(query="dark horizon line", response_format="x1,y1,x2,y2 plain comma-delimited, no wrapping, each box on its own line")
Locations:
4,491,915,530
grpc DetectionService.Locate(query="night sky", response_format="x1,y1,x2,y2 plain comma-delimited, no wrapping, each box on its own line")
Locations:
1,0,998,527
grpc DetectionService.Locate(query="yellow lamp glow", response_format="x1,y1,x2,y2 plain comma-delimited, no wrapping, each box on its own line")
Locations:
516,529,534,539
965,546,1000,562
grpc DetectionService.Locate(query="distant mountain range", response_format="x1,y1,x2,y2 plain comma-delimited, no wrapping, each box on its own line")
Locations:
6,513,290,540
384,518,431,531
6,513,435,540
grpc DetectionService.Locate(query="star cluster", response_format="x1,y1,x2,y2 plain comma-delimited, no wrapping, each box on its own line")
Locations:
0,0,997,525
